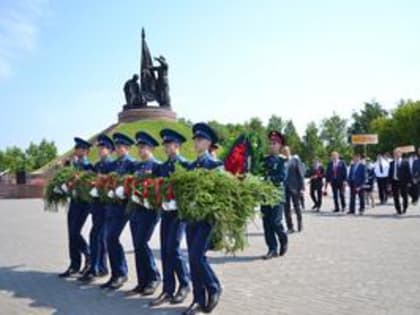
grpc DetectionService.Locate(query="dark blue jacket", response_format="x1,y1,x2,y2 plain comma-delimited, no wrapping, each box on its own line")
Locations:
133,157,161,177
73,156,95,172
325,160,347,183
158,154,190,177
263,155,286,187
189,152,222,171
347,162,366,188
94,156,114,174
112,154,136,175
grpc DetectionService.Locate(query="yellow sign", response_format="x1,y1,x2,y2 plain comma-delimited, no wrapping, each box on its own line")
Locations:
351,134,378,145
397,145,415,153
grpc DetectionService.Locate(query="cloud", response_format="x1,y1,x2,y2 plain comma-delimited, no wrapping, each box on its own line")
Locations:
0,0,50,80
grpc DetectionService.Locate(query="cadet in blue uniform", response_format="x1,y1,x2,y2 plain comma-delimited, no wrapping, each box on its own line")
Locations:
100,133,135,290
126,131,162,296
150,129,191,307
78,134,114,282
261,131,288,260
183,123,222,315
59,137,94,278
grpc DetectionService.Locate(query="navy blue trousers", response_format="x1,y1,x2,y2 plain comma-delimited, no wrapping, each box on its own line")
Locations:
186,221,220,307
261,203,288,253
160,211,190,295
67,200,90,270
106,203,129,278
129,207,161,286
89,202,108,274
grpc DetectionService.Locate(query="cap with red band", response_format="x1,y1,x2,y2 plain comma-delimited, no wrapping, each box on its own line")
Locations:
268,130,286,145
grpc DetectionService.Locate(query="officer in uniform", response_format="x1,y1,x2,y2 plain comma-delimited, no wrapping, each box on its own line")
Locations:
261,131,288,260
100,133,135,290
183,123,222,315
150,129,191,307
78,134,114,282
59,137,94,278
126,131,162,296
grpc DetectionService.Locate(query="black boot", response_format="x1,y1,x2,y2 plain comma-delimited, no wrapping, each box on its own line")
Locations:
182,302,204,315
262,251,278,260
171,286,190,304
205,291,221,313
58,267,79,278
149,292,173,307
141,280,160,296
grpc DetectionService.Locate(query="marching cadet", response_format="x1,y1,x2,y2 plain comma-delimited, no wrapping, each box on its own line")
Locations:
59,137,94,278
183,123,222,315
150,128,191,307
100,133,135,290
78,134,114,282
260,131,288,260
126,131,162,296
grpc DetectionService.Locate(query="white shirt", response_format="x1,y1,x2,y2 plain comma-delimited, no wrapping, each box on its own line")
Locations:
373,158,389,178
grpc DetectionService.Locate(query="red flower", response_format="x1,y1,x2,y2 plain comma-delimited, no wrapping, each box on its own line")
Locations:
224,143,248,175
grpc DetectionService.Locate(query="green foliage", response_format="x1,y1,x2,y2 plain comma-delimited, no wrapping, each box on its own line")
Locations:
370,100,420,154
283,120,303,157
320,112,352,161
267,115,286,132
170,167,282,253
0,140,57,172
302,122,326,163
350,100,388,135
44,167,74,211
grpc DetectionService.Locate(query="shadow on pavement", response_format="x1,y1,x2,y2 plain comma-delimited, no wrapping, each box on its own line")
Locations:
0,265,184,315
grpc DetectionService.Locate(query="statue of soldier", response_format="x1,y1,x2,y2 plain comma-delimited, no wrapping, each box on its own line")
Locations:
123,74,144,107
150,56,171,107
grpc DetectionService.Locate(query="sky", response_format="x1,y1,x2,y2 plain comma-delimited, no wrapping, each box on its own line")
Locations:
1,0,420,153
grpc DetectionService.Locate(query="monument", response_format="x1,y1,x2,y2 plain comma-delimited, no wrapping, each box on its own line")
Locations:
118,28,177,123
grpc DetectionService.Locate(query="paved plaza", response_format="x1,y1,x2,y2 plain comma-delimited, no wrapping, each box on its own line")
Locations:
0,197,419,315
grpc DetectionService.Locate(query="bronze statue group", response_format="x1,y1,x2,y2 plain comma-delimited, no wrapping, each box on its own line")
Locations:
57,123,293,315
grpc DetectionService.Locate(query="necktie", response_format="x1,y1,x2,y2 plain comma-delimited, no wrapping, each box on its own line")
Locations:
379,161,383,173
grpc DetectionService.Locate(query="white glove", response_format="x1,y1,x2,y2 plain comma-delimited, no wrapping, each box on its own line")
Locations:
131,194,141,204
107,190,115,199
53,186,63,195
163,200,177,211
143,198,150,209
60,183,68,193
89,187,99,198
115,186,126,200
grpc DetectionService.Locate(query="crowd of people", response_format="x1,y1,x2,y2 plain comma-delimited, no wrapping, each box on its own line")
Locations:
303,148,420,215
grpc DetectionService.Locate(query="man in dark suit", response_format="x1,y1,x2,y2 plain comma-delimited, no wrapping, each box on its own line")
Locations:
412,148,420,205
283,146,305,232
388,148,412,214
307,158,324,211
324,151,348,212
347,153,366,215
408,152,419,205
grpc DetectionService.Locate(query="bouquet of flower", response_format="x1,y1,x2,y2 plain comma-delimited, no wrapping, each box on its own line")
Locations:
44,167,76,211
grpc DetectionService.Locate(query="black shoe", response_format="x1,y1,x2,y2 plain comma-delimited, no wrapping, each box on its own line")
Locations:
333,209,340,213
279,243,288,257
141,280,160,296
77,272,95,283
149,292,173,307
403,207,408,214
205,291,221,313
347,211,355,215
287,228,295,234
96,270,109,278
297,222,303,232
58,268,79,278
108,276,128,290
125,284,145,296
171,286,190,304
183,302,204,315
80,256,91,275
311,205,317,210
100,278,114,289
262,251,278,260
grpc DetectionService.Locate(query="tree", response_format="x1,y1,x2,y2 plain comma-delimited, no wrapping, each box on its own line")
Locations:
267,115,286,132
371,100,420,154
350,100,388,135
25,139,58,170
283,120,302,157
301,122,326,164
320,113,352,161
